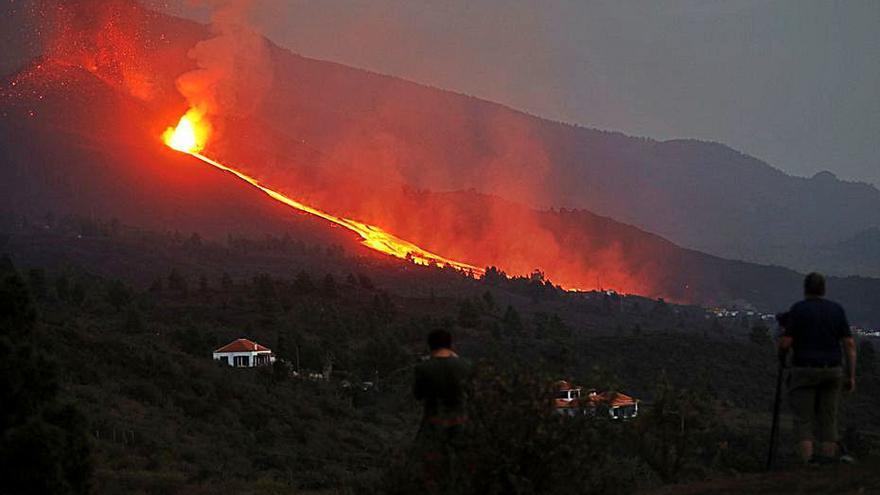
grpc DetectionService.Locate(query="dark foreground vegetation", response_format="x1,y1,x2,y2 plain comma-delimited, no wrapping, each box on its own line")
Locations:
2,219,880,494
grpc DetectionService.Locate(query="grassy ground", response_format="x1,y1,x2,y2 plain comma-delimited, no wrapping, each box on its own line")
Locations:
642,457,880,494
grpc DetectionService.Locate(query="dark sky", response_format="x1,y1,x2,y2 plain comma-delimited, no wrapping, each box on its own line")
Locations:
6,1,878,186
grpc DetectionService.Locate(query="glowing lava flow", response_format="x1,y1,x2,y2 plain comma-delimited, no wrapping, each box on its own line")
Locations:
163,110,484,275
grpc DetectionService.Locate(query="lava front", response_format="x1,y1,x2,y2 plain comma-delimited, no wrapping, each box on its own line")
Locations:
162,109,484,275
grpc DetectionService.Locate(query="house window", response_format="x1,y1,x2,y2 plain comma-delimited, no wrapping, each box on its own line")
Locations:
234,356,249,367
220,356,229,365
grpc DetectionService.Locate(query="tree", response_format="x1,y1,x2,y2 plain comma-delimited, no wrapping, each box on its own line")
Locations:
272,359,290,384
502,305,524,336
55,274,70,302
122,308,144,334
253,273,277,310
321,274,337,298
372,292,397,323
0,263,92,494
481,266,507,285
27,268,47,300
187,232,203,249
636,374,721,483
457,298,480,328
859,341,876,375
359,335,409,378
482,290,496,312
357,273,374,290
748,324,771,346
0,271,36,335
69,281,86,307
220,272,233,292
167,268,188,294
292,270,315,295
105,279,132,312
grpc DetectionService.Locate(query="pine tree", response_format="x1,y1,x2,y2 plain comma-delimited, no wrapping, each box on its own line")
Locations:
322,274,337,298
105,279,132,311
55,273,70,302
482,290,496,312
220,272,233,292
168,268,188,294
292,270,315,295
502,305,524,336
749,323,771,346
0,263,93,494
457,298,480,328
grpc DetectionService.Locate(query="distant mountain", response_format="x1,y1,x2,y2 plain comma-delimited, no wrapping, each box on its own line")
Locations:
803,228,880,278
254,51,880,276
3,60,880,325
6,3,878,278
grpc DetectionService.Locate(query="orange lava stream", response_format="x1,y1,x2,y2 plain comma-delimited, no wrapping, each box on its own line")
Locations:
193,152,483,274
163,110,483,275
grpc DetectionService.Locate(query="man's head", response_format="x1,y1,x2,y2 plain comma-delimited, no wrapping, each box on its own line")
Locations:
427,329,453,351
804,272,826,298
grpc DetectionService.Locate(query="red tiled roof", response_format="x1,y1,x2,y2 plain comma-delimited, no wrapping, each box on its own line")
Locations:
586,391,638,408
606,392,637,408
214,338,272,353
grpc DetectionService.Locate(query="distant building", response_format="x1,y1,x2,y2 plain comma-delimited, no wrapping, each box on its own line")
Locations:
554,380,584,414
588,390,639,420
554,380,639,420
213,338,275,367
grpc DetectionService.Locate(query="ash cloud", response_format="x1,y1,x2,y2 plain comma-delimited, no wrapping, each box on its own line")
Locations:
176,0,274,118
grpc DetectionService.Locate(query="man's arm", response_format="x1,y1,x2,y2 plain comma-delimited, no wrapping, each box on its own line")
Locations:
843,337,857,393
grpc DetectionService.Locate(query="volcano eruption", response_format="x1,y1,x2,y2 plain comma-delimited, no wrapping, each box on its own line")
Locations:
3,0,880,323
162,108,482,274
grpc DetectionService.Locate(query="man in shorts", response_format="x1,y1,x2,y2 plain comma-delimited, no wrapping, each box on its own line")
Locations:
778,272,857,464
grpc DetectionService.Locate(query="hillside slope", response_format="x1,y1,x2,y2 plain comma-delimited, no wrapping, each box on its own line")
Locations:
3,60,880,324
5,1,877,277
254,24,880,275
4,230,880,494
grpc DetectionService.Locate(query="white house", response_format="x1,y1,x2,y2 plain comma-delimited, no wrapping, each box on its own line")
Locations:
213,338,275,367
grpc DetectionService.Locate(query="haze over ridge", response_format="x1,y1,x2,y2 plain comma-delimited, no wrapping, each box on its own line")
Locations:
3,0,878,280
146,0,880,189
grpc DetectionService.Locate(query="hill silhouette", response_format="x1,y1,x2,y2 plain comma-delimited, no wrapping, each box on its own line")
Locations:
2,224,879,494
3,14,880,324
5,1,878,279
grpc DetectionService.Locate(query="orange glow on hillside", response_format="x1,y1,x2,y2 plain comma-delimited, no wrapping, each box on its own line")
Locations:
163,108,210,153
163,109,483,275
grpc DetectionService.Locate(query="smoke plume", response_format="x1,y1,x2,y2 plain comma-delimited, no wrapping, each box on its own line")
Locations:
175,0,274,119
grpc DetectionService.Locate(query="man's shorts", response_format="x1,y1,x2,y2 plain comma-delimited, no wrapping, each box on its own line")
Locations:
787,366,843,442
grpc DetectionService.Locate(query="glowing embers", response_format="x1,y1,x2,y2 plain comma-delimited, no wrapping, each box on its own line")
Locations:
162,110,483,276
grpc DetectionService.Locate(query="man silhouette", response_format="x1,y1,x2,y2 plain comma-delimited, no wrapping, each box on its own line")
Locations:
778,272,857,464
413,329,472,490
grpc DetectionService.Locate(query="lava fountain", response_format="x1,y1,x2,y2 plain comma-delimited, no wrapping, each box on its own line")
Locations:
163,110,484,275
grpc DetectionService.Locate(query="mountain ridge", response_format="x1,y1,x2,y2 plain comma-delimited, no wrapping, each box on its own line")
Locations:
6,3,878,276
3,61,880,325
2,4,880,322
